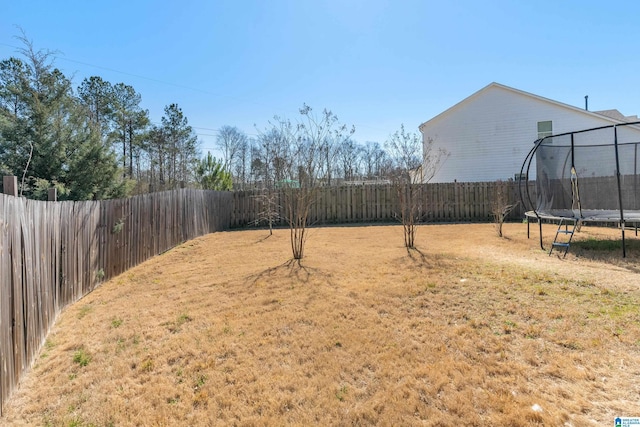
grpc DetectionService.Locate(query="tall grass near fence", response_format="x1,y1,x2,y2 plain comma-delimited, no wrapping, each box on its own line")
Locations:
232,181,532,227
0,189,232,414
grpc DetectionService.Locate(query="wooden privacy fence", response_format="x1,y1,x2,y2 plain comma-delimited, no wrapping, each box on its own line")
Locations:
232,181,534,227
1,179,531,414
0,189,232,414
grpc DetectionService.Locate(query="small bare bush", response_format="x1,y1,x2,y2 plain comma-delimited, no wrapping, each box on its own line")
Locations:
257,104,354,259
491,179,519,238
386,125,447,249
252,188,281,236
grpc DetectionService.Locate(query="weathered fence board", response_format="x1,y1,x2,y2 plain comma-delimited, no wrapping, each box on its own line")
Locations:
0,189,232,414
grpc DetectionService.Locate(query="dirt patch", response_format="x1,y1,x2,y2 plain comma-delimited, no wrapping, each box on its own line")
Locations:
2,223,640,426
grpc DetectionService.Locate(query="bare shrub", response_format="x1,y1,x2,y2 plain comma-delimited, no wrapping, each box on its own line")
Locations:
257,104,354,259
491,179,519,237
283,185,315,259
252,188,281,236
386,125,447,249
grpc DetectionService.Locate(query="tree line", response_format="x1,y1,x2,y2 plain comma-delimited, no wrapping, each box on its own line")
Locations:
216,120,394,191
0,35,436,202
0,34,199,200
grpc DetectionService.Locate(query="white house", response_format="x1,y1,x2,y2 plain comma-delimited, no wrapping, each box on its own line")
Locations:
419,82,640,183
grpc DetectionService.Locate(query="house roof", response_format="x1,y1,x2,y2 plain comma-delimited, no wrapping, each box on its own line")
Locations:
593,109,639,123
419,82,638,132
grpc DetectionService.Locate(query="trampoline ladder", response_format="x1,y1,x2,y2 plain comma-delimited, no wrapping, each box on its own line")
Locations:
549,218,578,257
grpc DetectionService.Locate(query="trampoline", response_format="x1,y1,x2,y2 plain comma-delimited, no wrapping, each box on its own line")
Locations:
519,121,640,257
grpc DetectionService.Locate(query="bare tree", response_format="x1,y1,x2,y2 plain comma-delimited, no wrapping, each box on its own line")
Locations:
337,138,363,181
19,141,33,197
216,125,247,171
251,127,292,189
252,188,281,235
259,104,354,260
491,179,519,237
386,124,447,249
362,141,392,180
233,136,250,189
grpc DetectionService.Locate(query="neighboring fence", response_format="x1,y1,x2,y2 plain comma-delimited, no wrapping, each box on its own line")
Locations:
232,181,533,227
0,188,232,415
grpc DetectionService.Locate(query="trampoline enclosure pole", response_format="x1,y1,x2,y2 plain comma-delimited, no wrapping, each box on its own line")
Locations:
539,220,543,250
613,126,626,257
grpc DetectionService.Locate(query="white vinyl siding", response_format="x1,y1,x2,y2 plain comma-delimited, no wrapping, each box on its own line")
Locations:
420,84,640,183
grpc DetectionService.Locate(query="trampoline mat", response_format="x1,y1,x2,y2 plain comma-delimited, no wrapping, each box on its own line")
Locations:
526,209,640,222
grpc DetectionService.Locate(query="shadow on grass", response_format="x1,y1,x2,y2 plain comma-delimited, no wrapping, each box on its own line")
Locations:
404,246,453,271
406,247,427,263
247,259,333,286
572,238,640,252
571,237,640,272
254,233,273,243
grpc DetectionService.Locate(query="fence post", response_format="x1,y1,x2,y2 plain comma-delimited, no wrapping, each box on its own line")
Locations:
2,176,18,196
48,187,57,201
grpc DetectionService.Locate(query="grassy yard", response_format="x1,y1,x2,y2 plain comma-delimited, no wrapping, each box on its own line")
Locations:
2,223,640,426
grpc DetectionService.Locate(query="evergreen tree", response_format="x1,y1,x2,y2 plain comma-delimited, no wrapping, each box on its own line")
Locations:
159,103,199,187
77,76,114,139
110,82,149,179
0,35,125,200
0,57,31,181
196,152,232,191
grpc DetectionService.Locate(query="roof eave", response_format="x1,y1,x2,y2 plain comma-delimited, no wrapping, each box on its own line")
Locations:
419,82,638,133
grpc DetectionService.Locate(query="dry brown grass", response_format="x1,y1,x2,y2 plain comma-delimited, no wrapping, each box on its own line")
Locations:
2,223,640,426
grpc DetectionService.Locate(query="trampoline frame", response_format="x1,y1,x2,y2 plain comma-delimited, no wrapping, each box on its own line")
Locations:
519,121,640,257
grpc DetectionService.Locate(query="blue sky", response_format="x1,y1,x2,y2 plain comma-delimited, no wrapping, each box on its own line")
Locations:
2,0,639,156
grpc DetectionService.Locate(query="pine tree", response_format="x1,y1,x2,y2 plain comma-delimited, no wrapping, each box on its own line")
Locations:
196,152,232,191
0,34,126,200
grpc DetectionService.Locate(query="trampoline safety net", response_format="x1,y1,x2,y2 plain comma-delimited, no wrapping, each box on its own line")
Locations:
521,122,640,222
